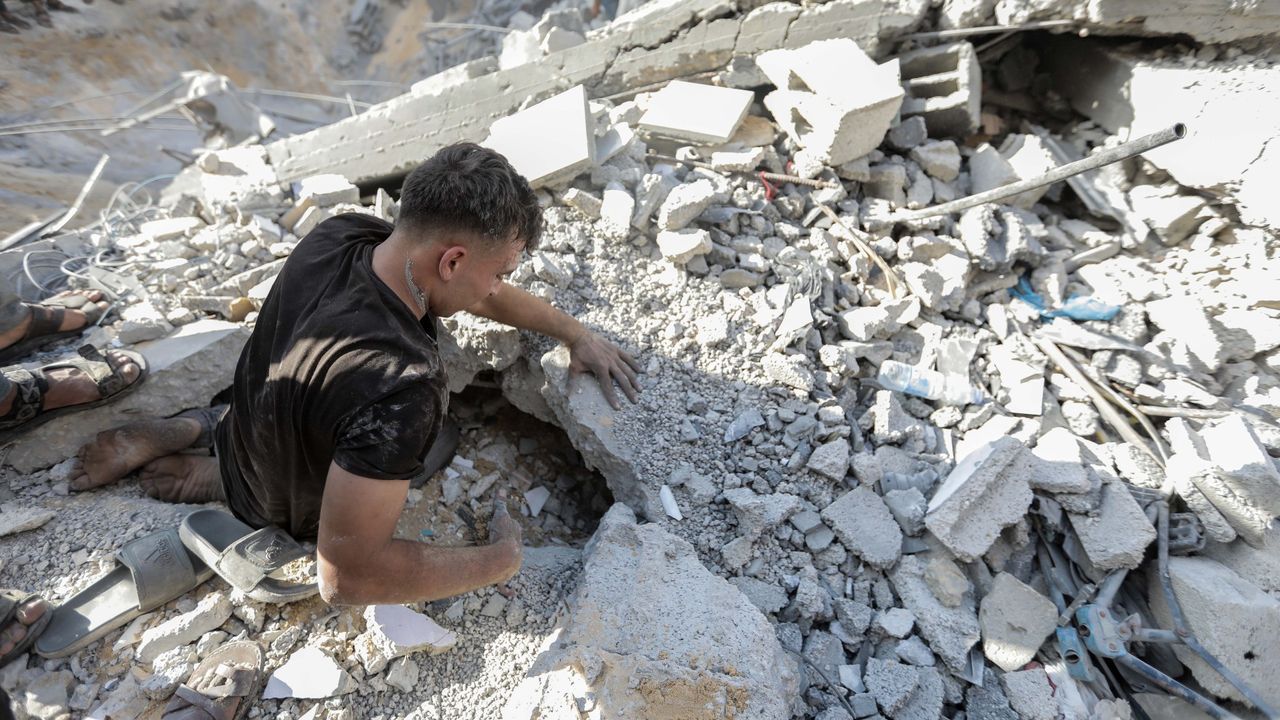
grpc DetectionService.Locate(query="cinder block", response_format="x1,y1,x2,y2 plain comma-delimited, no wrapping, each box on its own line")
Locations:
898,41,981,138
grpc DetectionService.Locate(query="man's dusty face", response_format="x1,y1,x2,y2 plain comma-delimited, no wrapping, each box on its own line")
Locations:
433,238,523,316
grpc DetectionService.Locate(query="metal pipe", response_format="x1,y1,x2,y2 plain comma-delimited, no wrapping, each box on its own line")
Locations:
893,124,1187,222
41,154,109,238
1112,654,1243,720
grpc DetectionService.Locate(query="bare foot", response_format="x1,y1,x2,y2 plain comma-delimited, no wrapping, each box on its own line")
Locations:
0,290,107,354
0,597,49,658
70,417,202,491
139,454,224,503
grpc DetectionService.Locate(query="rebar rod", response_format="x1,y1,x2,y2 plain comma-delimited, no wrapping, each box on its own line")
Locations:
893,124,1187,222
903,19,1076,41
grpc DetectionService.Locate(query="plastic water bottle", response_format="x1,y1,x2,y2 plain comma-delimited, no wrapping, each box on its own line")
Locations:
877,360,987,406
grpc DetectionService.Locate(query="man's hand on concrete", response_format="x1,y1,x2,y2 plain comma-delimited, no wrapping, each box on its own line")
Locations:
568,330,643,410
488,492,523,582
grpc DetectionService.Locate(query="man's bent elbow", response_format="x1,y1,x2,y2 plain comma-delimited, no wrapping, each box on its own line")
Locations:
317,559,363,606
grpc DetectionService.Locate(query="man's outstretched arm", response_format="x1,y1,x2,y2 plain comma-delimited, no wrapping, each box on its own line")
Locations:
468,283,643,409
315,461,522,606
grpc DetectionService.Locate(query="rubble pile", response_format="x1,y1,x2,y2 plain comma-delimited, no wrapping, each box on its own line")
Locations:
2,0,1279,719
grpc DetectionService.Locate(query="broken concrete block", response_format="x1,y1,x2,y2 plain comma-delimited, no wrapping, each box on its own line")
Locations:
1149,557,1280,710
263,646,355,699
887,115,928,150
898,41,981,138
925,438,1032,562
968,143,1018,195
0,504,55,538
656,179,716,231
763,353,815,392
759,39,904,166
807,438,851,481
821,486,903,569
1146,295,1231,372
655,228,712,265
1199,415,1280,516
560,188,602,219
910,140,961,182
11,319,249,473
999,134,1058,208
138,591,232,664
1202,523,1280,592
1022,427,1093,494
895,665,945,720
730,576,789,615
295,174,359,207
1128,185,1207,245
1068,481,1156,570
723,487,802,540
865,658,919,715
979,573,1057,672
502,504,800,719
1001,669,1058,720
353,604,457,674
892,555,980,674
598,181,635,242
638,81,753,145
140,216,205,242
484,85,594,188
989,345,1045,416
883,487,926,536
874,607,915,639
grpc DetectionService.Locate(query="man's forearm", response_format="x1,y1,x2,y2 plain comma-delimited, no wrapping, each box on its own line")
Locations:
468,283,585,345
324,537,517,606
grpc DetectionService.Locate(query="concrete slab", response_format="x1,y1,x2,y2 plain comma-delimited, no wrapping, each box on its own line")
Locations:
979,573,1057,672
1068,480,1156,570
638,81,753,145
1199,414,1280,516
482,85,594,188
9,320,250,473
822,486,903,569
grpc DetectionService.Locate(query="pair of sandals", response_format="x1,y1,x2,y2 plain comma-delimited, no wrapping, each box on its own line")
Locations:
0,291,148,441
4,509,316,718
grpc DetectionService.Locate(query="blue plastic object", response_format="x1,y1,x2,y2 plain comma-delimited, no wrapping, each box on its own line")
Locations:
1012,276,1120,322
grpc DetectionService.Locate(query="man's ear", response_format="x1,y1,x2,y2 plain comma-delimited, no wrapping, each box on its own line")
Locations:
437,246,467,280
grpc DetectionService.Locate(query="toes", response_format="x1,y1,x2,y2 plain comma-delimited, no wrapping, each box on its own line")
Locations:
16,598,47,624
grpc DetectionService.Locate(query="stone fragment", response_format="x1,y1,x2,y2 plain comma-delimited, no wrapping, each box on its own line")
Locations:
1067,481,1156,570
1146,295,1230,373
909,140,961,182
656,179,716,231
925,438,1032,562
138,591,232,664
807,438,851,481
295,173,359,207
924,556,970,608
729,576,789,615
598,181,635,242
353,604,457,674
979,573,1057,672
1149,556,1280,710
965,674,1020,720
894,665,944,720
1200,415,1280,515
891,555,980,674
0,505,55,538
1021,428,1093,493
22,669,73,720
141,644,197,699
1001,669,1059,720
821,486,903,569
1128,185,1207,245
385,656,419,694
864,658,919,715
887,115,928,150
638,81,753,144
1202,523,1280,592
804,629,848,685
874,608,915,639
263,646,355,699
502,505,799,719
882,488,926,536
524,486,551,517
759,39,904,165
655,228,712,264
560,188,602,219
763,353,815,392
968,144,1018,195
723,488,802,539
895,636,935,667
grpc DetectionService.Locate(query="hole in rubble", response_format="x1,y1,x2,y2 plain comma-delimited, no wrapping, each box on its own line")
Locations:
1245,651,1257,661
398,379,612,548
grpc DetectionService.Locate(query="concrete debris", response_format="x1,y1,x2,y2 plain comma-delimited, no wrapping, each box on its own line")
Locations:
897,42,981,137
655,228,712,265
483,85,595,188
759,39,904,166
865,658,919,716
891,556,980,675
0,505,56,538
137,591,232,664
263,646,356,700
978,573,1057,672
1150,557,1280,710
656,179,717,231
638,81,753,144
926,438,1033,562
295,174,360,207
822,486,903,569
1067,480,1156,570
353,604,457,674
1001,669,1059,720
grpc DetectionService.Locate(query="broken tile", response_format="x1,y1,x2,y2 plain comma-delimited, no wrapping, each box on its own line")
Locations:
638,81,753,145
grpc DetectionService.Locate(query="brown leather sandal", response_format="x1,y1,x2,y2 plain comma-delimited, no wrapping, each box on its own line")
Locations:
0,291,108,364
0,345,147,441
163,641,264,720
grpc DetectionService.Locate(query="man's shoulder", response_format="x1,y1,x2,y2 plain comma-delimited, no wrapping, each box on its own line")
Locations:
297,212,394,251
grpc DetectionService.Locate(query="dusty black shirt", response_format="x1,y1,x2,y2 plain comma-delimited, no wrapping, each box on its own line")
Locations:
215,213,448,539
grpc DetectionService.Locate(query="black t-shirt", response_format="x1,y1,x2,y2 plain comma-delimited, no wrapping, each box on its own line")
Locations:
215,213,448,539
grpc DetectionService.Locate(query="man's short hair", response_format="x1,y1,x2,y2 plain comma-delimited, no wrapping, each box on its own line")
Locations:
398,143,543,250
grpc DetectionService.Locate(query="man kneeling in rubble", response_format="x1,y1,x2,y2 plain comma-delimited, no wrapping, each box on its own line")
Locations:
67,143,642,604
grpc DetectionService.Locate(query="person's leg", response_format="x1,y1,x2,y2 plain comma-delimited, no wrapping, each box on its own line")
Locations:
0,281,27,335
0,287,108,356
24,0,52,27
0,0,29,31
0,350,142,425
0,595,48,663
